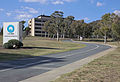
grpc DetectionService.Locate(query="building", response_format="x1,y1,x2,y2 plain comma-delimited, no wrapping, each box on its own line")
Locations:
28,15,51,37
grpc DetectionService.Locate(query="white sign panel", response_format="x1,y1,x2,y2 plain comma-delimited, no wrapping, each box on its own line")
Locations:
3,22,22,44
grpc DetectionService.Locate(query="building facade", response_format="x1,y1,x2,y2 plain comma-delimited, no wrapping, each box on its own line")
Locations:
28,15,51,37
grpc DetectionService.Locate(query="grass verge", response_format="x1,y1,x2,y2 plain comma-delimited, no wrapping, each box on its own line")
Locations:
53,42,120,82
0,36,86,61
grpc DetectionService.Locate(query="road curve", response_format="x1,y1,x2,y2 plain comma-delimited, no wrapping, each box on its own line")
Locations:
0,42,111,82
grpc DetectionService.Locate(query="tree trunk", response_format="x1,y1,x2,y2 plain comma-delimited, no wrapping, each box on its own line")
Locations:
45,32,47,38
63,33,65,39
117,39,119,44
78,35,80,41
61,35,62,38
57,31,59,41
104,33,107,44
97,35,99,39
48,33,49,38
53,34,55,39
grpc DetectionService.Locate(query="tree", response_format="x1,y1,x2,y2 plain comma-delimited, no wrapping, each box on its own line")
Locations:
25,26,31,35
86,23,93,38
99,13,113,43
0,27,3,35
43,20,51,37
20,20,26,30
61,16,74,38
112,22,120,43
89,20,101,38
111,14,120,43
70,20,87,40
51,11,64,41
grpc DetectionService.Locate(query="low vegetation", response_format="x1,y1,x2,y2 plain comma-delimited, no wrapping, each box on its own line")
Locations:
0,36,86,61
3,39,23,49
53,43,120,82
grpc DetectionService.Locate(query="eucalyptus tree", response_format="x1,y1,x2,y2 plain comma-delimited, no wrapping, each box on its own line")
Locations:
51,11,64,41
112,21,120,43
43,20,51,37
89,20,101,38
70,20,86,40
99,13,113,43
43,20,56,38
61,16,74,38
111,14,120,43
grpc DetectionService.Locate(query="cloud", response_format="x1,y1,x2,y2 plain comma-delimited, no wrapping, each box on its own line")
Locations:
114,10,120,16
14,6,38,20
6,12,12,16
89,0,94,4
64,0,75,2
19,0,47,4
22,6,38,14
52,1,64,5
0,8,4,12
96,2,103,7
19,0,76,4
84,17,90,21
16,13,32,20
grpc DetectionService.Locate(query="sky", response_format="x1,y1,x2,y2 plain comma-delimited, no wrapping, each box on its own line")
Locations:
0,0,120,28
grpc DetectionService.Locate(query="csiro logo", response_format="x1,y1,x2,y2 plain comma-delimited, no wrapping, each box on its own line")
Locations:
7,25,15,33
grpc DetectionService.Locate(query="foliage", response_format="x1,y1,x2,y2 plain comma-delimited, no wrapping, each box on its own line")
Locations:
23,27,31,39
43,11,64,41
3,43,13,49
43,11,120,43
62,16,75,38
0,27,3,35
112,21,120,42
3,39,23,49
20,20,26,30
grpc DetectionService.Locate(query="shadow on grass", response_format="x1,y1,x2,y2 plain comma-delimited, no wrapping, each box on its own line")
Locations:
22,46,60,50
0,52,65,70
0,53,33,61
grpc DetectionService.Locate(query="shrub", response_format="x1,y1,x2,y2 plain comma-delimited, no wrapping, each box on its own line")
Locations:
3,43,13,49
3,39,23,49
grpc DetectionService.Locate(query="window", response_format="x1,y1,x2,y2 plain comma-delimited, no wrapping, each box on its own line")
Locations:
35,27,42,29
35,31,41,33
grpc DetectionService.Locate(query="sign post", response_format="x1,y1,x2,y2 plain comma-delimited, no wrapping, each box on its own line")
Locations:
3,22,22,44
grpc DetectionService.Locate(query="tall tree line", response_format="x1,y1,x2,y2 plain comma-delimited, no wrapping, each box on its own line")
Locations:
91,13,120,43
43,11,120,43
43,11,91,41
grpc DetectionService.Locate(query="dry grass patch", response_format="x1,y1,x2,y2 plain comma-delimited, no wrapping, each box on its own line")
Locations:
54,45,120,82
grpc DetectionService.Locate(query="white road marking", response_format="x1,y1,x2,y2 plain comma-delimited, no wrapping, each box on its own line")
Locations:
60,45,100,58
0,44,100,73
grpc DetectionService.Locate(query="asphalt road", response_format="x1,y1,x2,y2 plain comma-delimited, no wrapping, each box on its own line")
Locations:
0,42,111,82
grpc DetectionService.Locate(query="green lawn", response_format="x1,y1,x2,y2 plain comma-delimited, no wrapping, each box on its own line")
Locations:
0,36,86,61
53,42,120,82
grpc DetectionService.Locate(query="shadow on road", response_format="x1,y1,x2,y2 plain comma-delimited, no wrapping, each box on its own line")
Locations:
0,53,65,70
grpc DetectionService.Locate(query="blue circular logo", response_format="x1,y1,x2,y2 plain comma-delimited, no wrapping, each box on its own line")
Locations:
7,25,15,33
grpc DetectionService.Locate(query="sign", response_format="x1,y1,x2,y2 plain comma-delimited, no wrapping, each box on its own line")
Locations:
3,22,22,44
7,25,15,33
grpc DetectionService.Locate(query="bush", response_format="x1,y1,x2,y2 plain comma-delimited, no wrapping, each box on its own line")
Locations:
3,39,23,49
3,43,13,49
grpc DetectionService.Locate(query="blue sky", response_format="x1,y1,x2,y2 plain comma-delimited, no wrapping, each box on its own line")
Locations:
0,0,120,27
